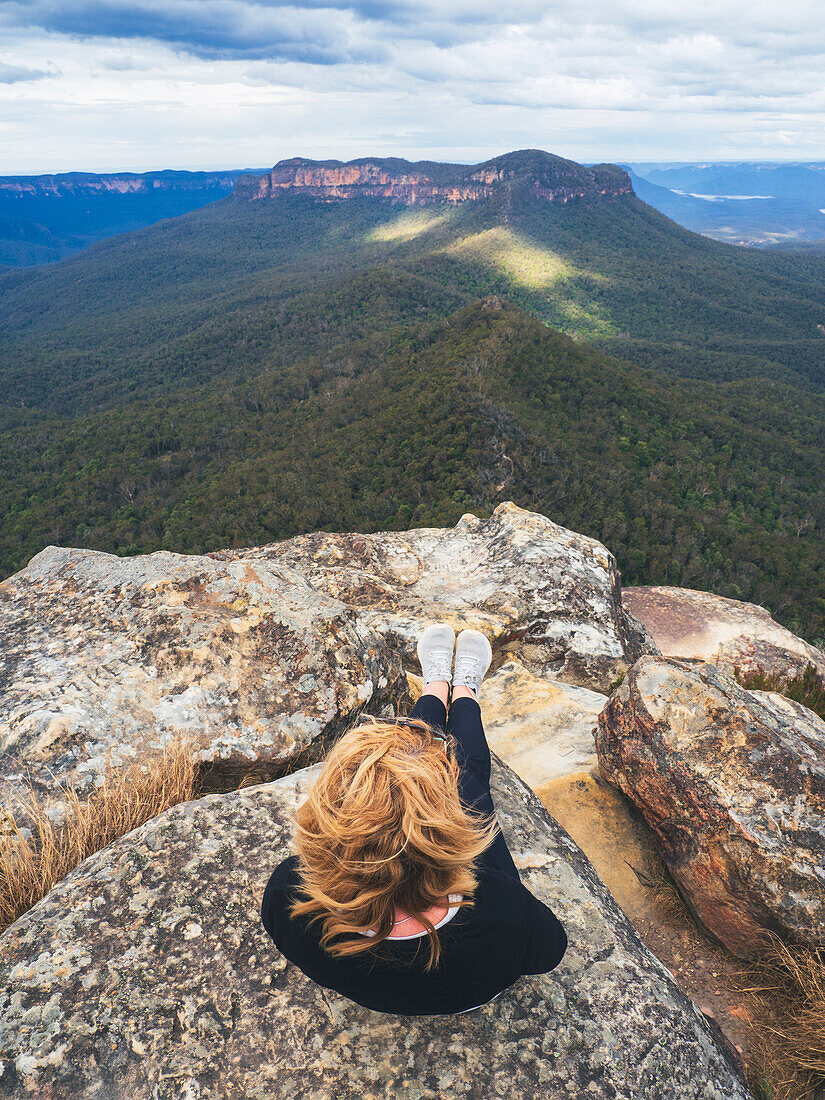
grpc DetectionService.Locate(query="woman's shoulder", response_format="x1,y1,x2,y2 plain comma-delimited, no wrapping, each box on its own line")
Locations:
470,866,537,927
261,854,303,937
264,854,302,897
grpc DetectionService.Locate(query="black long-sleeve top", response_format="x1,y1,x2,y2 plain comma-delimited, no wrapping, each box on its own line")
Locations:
260,697,567,1015
262,850,567,1015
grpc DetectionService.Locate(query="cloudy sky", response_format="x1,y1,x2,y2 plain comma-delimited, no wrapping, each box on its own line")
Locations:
2,0,825,173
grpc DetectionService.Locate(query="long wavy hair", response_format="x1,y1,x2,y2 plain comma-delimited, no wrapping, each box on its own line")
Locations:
288,715,499,970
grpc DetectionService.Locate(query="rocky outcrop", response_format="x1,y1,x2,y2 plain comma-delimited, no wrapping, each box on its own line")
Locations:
210,503,654,690
0,503,651,808
0,503,655,806
622,585,825,681
596,655,825,957
0,755,752,1099
0,547,407,805
477,659,606,786
233,150,633,206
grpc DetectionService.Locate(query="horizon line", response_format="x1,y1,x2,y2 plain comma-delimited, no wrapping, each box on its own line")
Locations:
5,153,825,178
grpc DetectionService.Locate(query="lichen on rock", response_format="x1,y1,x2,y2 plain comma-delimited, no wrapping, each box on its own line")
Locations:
0,755,751,1099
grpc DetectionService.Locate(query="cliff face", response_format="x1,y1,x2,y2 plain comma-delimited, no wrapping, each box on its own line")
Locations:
233,149,634,206
240,161,497,203
0,171,242,198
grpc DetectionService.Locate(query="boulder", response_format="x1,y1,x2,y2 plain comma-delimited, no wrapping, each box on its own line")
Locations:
479,659,606,785
0,546,406,805
596,655,825,957
211,502,657,690
622,585,825,681
0,756,751,1099
0,504,655,803
408,658,605,787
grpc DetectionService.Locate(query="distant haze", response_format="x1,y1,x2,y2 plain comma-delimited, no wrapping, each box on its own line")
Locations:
627,161,825,245
2,1,825,172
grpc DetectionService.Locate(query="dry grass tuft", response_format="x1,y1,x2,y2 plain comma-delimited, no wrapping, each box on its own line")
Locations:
624,855,695,925
731,931,825,1100
0,740,196,934
646,862,695,924
733,661,825,721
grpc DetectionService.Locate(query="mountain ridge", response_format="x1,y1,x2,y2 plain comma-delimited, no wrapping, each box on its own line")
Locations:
233,149,632,205
0,169,249,197
0,148,823,640
0,169,258,267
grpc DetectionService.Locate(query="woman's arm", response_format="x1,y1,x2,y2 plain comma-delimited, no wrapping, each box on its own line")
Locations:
520,893,568,974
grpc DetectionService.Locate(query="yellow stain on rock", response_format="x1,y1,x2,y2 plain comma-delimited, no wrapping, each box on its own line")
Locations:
536,770,666,929
482,660,605,786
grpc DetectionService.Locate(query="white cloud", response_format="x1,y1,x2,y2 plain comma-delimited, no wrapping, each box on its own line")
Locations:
1,2,825,171
0,60,53,83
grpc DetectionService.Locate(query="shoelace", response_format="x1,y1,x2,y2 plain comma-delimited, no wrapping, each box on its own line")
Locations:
454,653,482,687
425,646,453,677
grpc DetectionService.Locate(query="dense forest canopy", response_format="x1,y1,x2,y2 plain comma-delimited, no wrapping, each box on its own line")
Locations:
1,161,824,644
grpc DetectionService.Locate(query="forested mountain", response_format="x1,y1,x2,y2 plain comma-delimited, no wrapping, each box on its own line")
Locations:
3,149,825,430
1,150,823,643
0,170,254,267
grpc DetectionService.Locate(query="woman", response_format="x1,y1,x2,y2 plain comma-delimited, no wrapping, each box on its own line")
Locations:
260,624,567,1015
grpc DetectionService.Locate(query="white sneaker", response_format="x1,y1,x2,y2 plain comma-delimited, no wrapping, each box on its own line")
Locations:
453,629,492,698
416,623,456,685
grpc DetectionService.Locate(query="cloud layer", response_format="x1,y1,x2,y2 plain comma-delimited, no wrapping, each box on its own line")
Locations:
1,0,824,171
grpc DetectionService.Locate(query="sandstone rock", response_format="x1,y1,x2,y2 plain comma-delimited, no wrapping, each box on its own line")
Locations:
596,655,825,957
409,658,604,786
0,504,654,805
0,546,407,804
622,585,825,681
212,502,655,692
536,771,760,1068
479,659,606,785
0,756,751,1099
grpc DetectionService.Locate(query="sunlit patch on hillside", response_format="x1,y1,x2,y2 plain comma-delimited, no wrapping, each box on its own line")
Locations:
442,227,614,337
443,228,572,289
367,209,455,243
552,295,615,337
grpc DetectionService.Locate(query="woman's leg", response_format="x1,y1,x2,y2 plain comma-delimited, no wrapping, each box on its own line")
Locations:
447,696,490,787
408,681,449,731
447,696,521,881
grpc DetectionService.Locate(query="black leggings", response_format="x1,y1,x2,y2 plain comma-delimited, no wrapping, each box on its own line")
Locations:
408,694,520,882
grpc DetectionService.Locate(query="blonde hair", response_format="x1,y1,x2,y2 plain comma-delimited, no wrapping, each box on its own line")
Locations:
288,715,499,970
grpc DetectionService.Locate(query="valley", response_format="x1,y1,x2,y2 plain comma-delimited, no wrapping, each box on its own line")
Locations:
1,150,823,644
